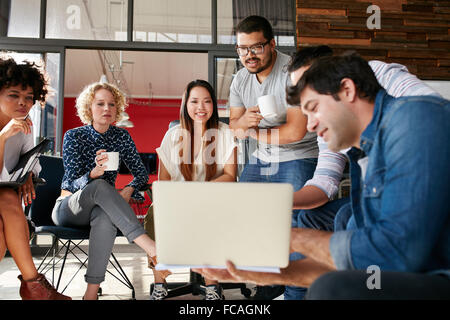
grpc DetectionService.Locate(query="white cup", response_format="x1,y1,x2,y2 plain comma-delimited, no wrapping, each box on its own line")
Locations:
96,152,119,171
257,94,278,119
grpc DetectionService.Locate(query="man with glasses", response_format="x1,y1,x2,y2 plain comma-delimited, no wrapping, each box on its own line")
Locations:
228,15,318,300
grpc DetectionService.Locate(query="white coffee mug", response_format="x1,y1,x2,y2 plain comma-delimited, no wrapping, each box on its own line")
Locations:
257,94,278,119
96,152,119,171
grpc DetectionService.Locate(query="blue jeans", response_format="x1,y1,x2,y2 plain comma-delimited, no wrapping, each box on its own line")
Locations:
239,155,318,230
334,201,354,231
284,197,350,300
240,156,317,299
52,179,146,284
239,156,317,188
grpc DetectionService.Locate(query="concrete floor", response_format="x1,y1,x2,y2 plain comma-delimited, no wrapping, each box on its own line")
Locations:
0,236,270,301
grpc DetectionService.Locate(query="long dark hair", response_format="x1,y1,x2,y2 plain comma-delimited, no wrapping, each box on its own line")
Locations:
179,80,219,181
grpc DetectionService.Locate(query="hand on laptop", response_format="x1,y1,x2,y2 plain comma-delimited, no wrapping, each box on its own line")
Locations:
193,261,284,286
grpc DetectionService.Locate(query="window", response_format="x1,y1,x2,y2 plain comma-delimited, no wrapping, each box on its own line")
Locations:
1,0,297,154
217,0,295,46
46,0,128,40
64,49,208,155
133,0,211,43
3,0,40,38
215,57,242,108
41,53,61,154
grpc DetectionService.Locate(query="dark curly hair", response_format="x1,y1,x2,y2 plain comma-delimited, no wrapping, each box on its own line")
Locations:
0,56,48,106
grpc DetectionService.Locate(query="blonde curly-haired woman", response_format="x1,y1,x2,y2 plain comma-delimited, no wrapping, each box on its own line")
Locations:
51,82,156,300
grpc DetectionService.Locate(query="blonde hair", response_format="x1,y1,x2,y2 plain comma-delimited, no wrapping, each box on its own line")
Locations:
75,82,127,125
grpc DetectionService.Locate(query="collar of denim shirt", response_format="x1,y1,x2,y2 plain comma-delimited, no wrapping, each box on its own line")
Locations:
359,89,392,155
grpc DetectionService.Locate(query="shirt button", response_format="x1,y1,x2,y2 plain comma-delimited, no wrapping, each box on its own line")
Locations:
373,187,377,193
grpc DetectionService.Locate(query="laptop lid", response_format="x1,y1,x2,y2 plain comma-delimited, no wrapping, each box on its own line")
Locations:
152,181,293,272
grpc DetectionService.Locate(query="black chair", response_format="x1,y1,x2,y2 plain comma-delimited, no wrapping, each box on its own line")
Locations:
149,119,252,299
119,153,158,176
29,155,136,299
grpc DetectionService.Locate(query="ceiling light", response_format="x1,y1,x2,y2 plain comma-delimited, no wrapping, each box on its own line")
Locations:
121,111,130,120
116,119,134,128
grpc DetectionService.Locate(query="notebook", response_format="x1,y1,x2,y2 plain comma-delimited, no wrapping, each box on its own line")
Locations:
152,181,293,273
0,138,50,189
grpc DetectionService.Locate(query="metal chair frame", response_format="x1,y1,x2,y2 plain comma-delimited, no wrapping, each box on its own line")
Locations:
30,155,136,299
35,235,135,299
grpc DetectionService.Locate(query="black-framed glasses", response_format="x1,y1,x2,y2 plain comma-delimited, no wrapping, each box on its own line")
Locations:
235,40,271,57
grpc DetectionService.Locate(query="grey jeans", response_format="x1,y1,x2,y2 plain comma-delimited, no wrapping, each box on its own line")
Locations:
52,179,146,284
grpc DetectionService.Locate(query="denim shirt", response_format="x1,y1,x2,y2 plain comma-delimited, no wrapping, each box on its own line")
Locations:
330,90,450,278
61,125,148,200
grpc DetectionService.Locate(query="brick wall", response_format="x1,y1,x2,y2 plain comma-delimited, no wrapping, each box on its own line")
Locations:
296,0,450,80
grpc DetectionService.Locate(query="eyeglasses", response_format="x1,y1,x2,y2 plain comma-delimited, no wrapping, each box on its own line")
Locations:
235,40,271,57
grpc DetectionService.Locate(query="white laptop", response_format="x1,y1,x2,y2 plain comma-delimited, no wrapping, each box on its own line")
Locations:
152,181,293,273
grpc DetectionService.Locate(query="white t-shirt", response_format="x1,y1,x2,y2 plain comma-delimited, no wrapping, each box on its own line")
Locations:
156,122,237,181
229,50,318,162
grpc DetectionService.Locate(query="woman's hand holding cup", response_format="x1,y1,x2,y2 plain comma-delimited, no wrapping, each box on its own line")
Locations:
90,149,108,179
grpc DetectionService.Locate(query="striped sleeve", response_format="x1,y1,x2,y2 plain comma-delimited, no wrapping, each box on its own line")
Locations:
369,60,442,98
304,137,347,199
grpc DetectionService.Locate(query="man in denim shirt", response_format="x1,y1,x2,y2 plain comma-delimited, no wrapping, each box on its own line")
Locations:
195,53,450,299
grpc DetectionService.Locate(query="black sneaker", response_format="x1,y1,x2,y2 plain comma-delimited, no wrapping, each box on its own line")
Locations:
251,285,285,300
204,285,224,300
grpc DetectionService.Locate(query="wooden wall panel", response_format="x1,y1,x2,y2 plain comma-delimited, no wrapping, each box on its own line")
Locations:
296,0,450,80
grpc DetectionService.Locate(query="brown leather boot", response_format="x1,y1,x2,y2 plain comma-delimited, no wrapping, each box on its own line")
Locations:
18,274,72,300
148,255,172,279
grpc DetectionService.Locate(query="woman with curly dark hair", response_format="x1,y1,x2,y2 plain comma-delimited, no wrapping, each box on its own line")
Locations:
0,55,70,300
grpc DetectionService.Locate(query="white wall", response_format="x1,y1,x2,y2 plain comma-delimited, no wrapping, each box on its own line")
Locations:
424,81,450,100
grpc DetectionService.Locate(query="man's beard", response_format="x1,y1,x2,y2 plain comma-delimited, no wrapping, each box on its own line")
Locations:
247,54,273,74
